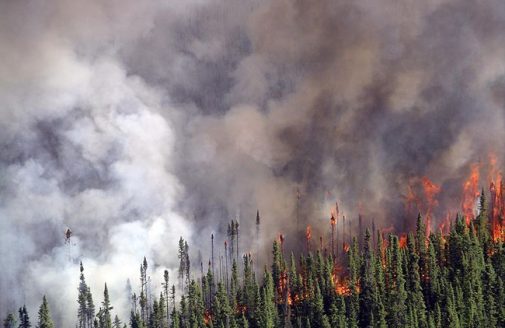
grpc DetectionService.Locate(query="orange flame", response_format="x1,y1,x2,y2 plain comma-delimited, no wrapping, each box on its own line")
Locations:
399,234,407,249
204,310,212,325
404,184,420,216
331,264,352,296
489,154,504,242
421,176,441,237
438,211,452,235
335,277,352,296
461,164,480,225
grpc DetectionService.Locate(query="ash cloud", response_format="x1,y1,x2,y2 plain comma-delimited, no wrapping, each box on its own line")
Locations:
2,0,505,325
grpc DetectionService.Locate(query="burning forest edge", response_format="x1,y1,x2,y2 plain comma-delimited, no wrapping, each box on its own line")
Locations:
4,161,505,328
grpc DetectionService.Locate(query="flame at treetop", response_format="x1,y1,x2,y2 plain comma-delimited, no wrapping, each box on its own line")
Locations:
421,177,441,237
461,163,480,225
488,153,505,242
438,211,452,235
404,176,440,237
399,234,408,249
279,234,285,245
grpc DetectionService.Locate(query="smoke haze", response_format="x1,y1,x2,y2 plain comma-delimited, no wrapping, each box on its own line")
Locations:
1,0,505,324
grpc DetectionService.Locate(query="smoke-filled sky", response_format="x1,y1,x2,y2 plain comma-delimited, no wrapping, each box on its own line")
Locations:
1,0,505,324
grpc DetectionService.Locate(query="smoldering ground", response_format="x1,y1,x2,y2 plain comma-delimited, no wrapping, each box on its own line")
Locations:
1,0,505,325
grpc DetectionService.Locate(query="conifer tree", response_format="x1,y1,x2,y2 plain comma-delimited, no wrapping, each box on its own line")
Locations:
385,235,407,327
78,262,89,328
178,238,187,291
184,241,190,289
157,293,167,328
260,270,277,328
187,280,205,328
97,283,113,328
112,315,121,328
358,229,375,327
329,297,347,328
476,189,490,246
406,233,428,328
3,314,16,328
130,311,144,328
86,287,95,328
139,257,149,325
36,296,54,328
483,257,498,327
347,238,360,328
18,305,31,328
445,284,460,328
310,285,329,328
170,310,179,328
162,270,170,328
213,282,232,327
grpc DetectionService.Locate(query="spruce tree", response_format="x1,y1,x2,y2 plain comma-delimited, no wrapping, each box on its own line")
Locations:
36,296,54,328
213,282,232,328
86,287,95,328
162,270,170,328
358,229,375,327
98,283,113,328
77,262,89,328
406,233,428,328
112,315,121,328
187,280,205,328
18,305,31,328
385,235,407,327
445,284,460,328
3,314,16,328
260,270,277,328
178,238,186,291
483,257,498,327
130,311,144,328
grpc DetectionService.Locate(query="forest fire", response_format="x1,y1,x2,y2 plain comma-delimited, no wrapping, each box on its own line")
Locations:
277,270,288,301
490,180,505,242
334,277,352,296
278,234,285,253
305,225,312,252
438,211,452,234
461,164,480,224
5,0,505,326
204,311,212,325
404,176,440,236
399,234,407,249
17,157,505,327
421,177,440,237
398,158,505,241
331,265,352,296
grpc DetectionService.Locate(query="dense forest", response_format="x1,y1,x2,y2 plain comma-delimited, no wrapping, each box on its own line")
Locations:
4,190,505,328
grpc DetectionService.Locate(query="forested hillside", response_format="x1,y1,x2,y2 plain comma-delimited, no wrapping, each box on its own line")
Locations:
4,191,505,328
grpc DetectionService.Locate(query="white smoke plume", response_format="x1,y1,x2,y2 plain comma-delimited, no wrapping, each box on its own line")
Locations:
2,0,505,325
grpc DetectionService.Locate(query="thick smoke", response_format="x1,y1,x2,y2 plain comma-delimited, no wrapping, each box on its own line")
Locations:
2,0,505,325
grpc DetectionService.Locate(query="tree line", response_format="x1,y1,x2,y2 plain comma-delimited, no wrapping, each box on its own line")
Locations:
4,192,505,328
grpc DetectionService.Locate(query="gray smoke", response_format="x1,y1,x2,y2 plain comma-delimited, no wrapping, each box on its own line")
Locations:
1,0,505,325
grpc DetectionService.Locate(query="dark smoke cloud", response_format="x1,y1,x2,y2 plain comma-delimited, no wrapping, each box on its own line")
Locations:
2,0,505,325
